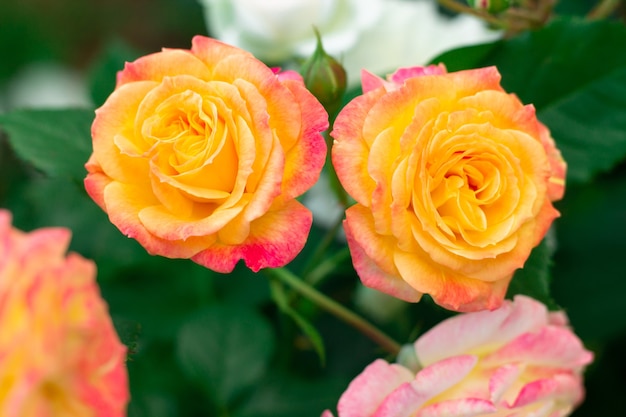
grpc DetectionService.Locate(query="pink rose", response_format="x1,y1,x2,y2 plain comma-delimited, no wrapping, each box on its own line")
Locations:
324,296,593,417
0,210,128,416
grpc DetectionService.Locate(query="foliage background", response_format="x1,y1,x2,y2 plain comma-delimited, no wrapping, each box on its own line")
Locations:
1,0,625,416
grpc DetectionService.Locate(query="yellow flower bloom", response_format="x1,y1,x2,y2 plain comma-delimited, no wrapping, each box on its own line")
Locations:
332,65,566,312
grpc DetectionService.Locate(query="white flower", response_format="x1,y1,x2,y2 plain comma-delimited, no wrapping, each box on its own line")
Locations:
3,63,92,110
199,0,500,86
342,0,501,85
199,0,383,63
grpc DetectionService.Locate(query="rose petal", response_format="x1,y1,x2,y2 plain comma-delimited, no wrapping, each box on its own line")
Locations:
91,81,155,183
483,326,594,369
191,199,312,272
446,66,504,97
394,249,509,313
387,64,447,85
371,355,479,417
489,363,525,404
278,77,328,199
102,182,216,258
337,359,414,417
512,374,584,409
344,205,423,302
117,48,211,86
415,296,550,366
331,90,385,206
418,398,496,417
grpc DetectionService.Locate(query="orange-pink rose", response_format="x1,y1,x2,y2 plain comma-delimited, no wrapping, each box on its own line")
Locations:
0,210,128,416
85,36,328,272
331,65,566,312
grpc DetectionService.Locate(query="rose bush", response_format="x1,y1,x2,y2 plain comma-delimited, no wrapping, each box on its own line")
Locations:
323,295,593,417
332,65,566,312
85,36,328,273
198,0,382,64
0,210,128,416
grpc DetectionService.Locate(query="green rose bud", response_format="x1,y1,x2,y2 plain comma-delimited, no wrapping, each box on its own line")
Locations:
467,0,511,13
299,28,347,117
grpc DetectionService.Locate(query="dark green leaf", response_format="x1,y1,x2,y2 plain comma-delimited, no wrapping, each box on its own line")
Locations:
429,42,497,72
269,279,326,365
88,39,141,107
538,67,626,183
507,239,557,309
551,168,626,342
3,175,147,282
0,109,93,181
126,340,206,417
234,372,348,417
176,304,275,408
103,258,215,341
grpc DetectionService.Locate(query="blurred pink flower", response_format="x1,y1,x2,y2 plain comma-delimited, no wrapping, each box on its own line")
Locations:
324,295,593,417
0,210,128,417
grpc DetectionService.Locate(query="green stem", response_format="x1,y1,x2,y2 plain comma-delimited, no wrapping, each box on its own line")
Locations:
302,214,345,279
305,246,351,287
587,0,622,19
266,268,402,356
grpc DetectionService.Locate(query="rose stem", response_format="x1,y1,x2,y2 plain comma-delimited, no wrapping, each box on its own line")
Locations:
305,247,351,288
301,214,346,280
587,0,622,19
265,267,402,356
436,0,507,27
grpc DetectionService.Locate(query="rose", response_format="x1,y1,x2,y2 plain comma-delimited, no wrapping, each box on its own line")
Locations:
331,65,566,312
198,0,382,64
0,210,128,416
84,36,328,273
323,295,593,417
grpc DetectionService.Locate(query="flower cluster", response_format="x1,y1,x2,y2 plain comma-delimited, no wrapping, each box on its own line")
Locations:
80,21,589,417
0,210,128,416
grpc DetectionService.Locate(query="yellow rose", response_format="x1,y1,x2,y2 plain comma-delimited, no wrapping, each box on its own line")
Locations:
0,209,128,416
85,36,328,272
331,65,566,312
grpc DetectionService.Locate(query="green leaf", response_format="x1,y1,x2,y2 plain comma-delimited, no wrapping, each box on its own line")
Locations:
432,18,626,184
234,372,348,417
102,258,216,341
269,279,326,365
429,42,497,72
88,39,141,107
3,175,147,282
126,342,190,417
176,304,275,409
550,169,626,342
537,67,626,183
0,109,93,181
507,239,557,309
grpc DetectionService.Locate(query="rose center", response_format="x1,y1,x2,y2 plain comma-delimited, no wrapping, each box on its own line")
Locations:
429,152,503,235
142,90,238,193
